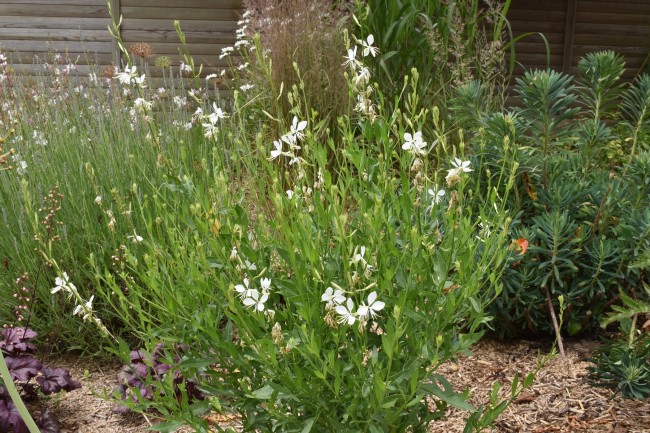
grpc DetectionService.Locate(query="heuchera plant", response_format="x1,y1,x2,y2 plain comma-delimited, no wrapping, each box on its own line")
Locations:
0,327,80,433
113,343,204,413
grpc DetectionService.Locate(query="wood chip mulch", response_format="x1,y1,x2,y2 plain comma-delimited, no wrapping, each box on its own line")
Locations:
40,339,649,433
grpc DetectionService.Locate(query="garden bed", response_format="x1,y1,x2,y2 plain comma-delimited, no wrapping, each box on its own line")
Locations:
42,339,650,433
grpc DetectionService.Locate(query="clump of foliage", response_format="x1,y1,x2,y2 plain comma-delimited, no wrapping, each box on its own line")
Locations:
84,14,539,433
451,51,650,338
113,342,204,414
355,0,511,119
588,286,650,399
0,327,80,433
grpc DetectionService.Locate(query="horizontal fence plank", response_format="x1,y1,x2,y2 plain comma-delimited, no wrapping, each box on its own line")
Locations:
574,22,650,37
0,16,110,30
0,28,112,42
121,18,238,32
0,4,108,18
576,11,650,25
122,0,242,8
0,0,105,4
0,40,112,53
121,29,236,44
122,6,240,21
578,0,650,14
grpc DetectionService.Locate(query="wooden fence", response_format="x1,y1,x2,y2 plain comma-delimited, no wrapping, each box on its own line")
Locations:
508,0,650,79
0,0,648,80
0,0,243,77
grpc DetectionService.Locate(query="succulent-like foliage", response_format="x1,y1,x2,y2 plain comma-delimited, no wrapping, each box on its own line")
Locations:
453,52,650,338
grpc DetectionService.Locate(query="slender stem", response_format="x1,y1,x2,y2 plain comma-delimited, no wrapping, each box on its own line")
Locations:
544,285,565,360
0,350,41,433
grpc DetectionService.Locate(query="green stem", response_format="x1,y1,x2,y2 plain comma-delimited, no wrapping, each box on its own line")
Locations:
0,350,41,433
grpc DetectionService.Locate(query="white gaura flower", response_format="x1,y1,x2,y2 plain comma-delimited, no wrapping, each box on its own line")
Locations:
352,67,371,87
235,277,253,299
359,34,379,57
270,140,286,160
451,158,473,173
128,233,144,244
239,84,254,91
402,131,427,155
244,260,257,271
350,246,367,266
321,287,346,307
357,291,385,320
428,187,446,204
343,46,360,70
52,272,76,294
243,289,268,311
289,116,307,140
286,189,294,199
260,278,272,295
94,196,102,205
335,298,357,325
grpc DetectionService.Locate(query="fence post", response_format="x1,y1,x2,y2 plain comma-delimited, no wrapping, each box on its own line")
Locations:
110,0,122,67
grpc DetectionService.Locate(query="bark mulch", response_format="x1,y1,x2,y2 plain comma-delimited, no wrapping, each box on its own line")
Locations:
40,339,649,432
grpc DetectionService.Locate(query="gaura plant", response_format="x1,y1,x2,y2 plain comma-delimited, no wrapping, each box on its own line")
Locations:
96,29,534,432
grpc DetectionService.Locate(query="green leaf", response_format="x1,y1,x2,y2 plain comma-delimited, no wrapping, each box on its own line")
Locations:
148,421,185,432
300,417,315,433
251,384,275,400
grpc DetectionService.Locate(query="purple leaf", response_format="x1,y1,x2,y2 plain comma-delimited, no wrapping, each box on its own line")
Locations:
36,410,60,433
5,355,42,381
0,328,37,355
36,367,81,395
0,400,27,433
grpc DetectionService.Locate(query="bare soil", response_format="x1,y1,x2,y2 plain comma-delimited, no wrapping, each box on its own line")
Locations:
37,339,649,433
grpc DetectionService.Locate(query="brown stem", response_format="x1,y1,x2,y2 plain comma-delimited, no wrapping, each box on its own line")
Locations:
544,285,566,361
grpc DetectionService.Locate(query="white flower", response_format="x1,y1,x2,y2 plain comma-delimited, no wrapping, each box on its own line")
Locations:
180,62,192,74
343,46,360,69
286,189,294,199
402,131,427,155
451,158,473,173
52,272,71,294
352,67,371,87
207,102,228,123
128,233,144,244
239,84,254,91
321,287,346,307
235,278,254,299
133,98,152,111
335,298,357,325
260,278,272,295
94,196,102,205
244,260,257,271
243,289,268,311
351,246,367,266
234,39,250,48
173,96,187,108
289,116,307,140
428,187,446,204
270,140,284,160
356,291,385,320
359,34,379,57
230,246,238,260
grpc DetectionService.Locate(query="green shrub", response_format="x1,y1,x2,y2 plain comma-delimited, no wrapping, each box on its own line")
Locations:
451,51,650,338
588,288,650,399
